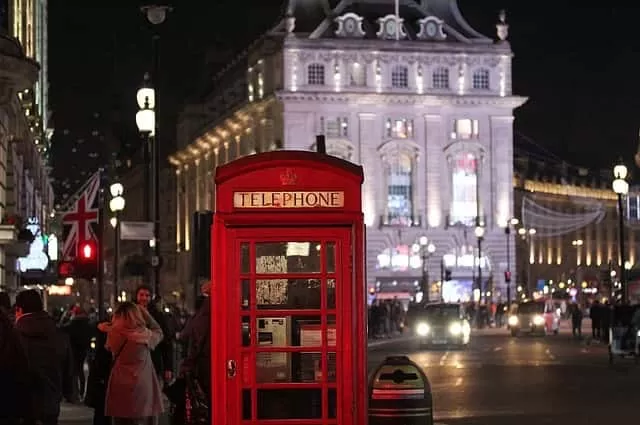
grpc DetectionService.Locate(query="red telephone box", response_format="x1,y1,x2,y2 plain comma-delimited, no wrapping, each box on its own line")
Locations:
211,151,366,425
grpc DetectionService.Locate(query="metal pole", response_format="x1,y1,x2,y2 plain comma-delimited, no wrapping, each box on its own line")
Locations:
152,33,161,298
477,237,483,303
422,251,428,302
114,216,120,303
440,258,445,301
97,179,106,321
505,226,511,304
618,193,627,303
143,134,151,288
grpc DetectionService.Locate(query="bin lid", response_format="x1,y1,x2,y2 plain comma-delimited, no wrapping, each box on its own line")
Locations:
371,364,426,390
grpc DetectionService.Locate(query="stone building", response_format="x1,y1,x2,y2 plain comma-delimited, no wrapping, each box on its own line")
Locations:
168,0,527,303
0,32,54,293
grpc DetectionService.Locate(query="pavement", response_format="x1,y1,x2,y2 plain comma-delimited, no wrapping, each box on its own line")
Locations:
61,319,631,425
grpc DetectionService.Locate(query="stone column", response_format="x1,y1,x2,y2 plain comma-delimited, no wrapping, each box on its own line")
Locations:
358,113,378,227
424,114,443,228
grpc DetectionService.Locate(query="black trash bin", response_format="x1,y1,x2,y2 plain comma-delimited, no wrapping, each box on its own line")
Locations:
368,355,433,425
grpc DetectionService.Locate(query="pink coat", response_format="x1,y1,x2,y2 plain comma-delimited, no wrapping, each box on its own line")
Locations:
104,324,164,418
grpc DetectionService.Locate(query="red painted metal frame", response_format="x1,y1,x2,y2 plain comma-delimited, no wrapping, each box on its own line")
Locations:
211,151,366,425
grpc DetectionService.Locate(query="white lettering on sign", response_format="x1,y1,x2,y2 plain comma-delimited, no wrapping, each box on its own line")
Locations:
233,191,345,209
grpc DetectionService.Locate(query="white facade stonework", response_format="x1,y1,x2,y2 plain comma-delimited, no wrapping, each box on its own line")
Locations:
171,0,527,303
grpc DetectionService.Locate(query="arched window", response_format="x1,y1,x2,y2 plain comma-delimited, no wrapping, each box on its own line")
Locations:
432,67,449,89
450,152,479,227
391,65,409,88
385,152,415,225
307,63,325,85
472,68,490,90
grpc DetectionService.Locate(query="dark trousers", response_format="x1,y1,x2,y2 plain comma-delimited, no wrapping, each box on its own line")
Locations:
592,321,601,339
73,349,88,397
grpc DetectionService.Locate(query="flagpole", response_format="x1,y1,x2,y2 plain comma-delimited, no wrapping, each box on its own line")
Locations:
395,0,400,40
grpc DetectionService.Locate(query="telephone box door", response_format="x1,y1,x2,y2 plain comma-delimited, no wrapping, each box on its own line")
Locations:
220,227,354,425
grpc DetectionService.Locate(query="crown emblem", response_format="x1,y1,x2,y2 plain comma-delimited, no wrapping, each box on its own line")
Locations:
279,168,298,186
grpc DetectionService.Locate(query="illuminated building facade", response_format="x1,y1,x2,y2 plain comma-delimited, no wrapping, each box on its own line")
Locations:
0,31,54,294
10,0,51,155
169,0,527,303
514,157,631,300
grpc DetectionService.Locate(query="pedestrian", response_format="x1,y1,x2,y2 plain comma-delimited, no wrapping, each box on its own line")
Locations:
15,289,74,425
571,303,583,339
100,302,165,425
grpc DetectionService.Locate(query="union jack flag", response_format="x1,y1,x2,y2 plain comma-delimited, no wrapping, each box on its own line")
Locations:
61,171,101,260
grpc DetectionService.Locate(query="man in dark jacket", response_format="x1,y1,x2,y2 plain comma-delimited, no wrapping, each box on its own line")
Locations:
14,289,74,425
135,285,173,383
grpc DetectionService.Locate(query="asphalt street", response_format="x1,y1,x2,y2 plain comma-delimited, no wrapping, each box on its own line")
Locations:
369,328,640,425
60,326,639,424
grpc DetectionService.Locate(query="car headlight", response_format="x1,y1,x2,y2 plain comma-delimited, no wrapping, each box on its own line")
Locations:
508,315,519,326
533,315,545,326
449,322,463,335
416,322,430,336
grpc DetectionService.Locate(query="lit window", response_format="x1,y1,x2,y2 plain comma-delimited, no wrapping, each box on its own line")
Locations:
450,152,479,227
432,67,449,89
391,65,409,88
451,119,479,139
385,118,414,139
248,83,254,102
321,117,349,138
626,193,640,221
385,153,415,226
472,68,490,90
307,63,325,85
349,63,366,86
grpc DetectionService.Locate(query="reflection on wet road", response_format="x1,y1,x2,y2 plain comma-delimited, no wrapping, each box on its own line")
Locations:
368,330,639,424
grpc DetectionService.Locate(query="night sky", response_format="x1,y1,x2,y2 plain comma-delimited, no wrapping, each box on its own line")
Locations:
47,1,640,200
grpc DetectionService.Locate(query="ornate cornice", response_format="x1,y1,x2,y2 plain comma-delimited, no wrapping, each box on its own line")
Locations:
276,91,527,109
0,53,39,105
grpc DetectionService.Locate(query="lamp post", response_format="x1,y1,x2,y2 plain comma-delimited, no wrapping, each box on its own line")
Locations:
140,3,171,298
504,217,519,305
109,183,125,302
612,160,629,303
136,77,156,293
517,227,536,296
474,225,485,303
417,236,436,302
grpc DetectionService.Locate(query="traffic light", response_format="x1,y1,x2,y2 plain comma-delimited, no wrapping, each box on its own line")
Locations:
57,261,75,279
444,269,452,281
76,240,98,280
504,271,512,283
79,241,95,261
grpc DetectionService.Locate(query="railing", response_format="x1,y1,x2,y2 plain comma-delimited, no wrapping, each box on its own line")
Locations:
379,213,422,228
445,213,486,229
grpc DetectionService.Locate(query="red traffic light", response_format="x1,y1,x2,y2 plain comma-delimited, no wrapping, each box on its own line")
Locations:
79,241,95,260
504,271,512,283
58,261,75,277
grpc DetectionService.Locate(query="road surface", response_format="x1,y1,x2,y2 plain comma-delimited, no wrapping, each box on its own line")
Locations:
61,324,638,424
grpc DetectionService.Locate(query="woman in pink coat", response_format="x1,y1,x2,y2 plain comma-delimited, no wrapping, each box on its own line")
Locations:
98,302,164,425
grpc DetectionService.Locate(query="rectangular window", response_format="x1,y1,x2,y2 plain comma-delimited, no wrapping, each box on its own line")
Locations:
321,117,348,138
385,118,414,139
450,152,478,227
349,63,366,86
451,119,479,140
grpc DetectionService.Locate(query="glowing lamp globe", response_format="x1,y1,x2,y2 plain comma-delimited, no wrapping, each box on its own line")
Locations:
613,178,629,195
136,108,155,134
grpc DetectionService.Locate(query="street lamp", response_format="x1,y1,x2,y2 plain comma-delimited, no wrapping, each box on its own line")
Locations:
139,4,171,299
504,217,519,305
474,225,485,303
109,182,125,302
416,236,436,302
612,160,629,303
